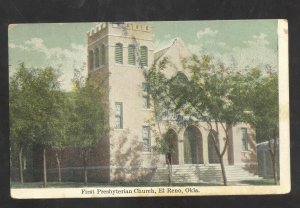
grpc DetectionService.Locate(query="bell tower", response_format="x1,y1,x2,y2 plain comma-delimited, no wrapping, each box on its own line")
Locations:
87,22,155,182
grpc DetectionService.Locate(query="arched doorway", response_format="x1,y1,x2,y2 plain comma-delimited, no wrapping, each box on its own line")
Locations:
164,129,179,165
208,131,220,164
183,126,203,164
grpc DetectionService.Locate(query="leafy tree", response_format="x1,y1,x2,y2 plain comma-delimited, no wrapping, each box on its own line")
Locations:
244,68,279,184
30,66,64,187
145,58,185,186
10,63,36,183
167,55,255,185
48,93,70,183
152,129,178,186
10,64,64,187
144,58,171,185
68,69,106,185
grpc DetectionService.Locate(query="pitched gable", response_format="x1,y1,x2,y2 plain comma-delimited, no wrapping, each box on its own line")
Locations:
154,37,193,79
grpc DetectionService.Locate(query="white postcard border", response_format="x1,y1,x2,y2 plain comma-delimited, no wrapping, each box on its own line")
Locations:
10,19,290,199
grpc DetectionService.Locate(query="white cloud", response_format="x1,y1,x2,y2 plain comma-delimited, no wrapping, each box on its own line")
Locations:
9,43,16,48
23,38,78,59
9,42,30,50
186,31,277,72
187,41,227,55
196,27,218,39
187,43,204,54
213,33,277,71
243,33,269,47
187,28,221,55
217,41,226,48
9,37,87,91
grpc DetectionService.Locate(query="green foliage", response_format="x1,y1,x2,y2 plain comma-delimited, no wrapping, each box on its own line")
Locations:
243,69,279,142
178,55,279,142
10,63,65,148
10,64,36,150
144,57,171,119
68,72,106,151
145,58,183,155
155,54,279,186
9,63,107,184
152,137,172,154
10,63,67,184
179,55,251,125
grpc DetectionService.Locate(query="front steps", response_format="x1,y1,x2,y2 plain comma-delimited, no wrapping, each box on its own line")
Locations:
150,164,262,184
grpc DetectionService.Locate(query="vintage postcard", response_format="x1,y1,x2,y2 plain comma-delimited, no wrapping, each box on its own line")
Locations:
9,20,289,198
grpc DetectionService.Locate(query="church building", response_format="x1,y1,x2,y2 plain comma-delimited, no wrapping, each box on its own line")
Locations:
78,22,260,184
38,22,260,184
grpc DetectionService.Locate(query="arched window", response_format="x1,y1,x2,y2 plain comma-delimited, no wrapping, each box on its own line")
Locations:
95,48,99,67
169,72,189,108
115,43,123,64
101,44,106,65
140,46,148,67
88,50,94,71
164,129,179,165
175,72,189,82
183,126,203,164
128,44,136,65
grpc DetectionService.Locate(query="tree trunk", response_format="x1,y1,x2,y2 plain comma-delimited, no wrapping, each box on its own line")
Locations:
219,123,230,186
18,147,24,184
219,156,227,186
83,151,88,186
269,138,277,185
214,143,228,186
43,147,47,187
55,150,62,183
166,154,172,186
23,157,26,170
211,125,228,186
270,152,277,185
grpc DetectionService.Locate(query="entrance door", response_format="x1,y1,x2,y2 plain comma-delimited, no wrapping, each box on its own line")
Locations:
184,126,203,164
165,129,179,165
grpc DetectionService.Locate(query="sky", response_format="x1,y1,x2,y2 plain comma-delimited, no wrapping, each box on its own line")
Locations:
8,20,278,91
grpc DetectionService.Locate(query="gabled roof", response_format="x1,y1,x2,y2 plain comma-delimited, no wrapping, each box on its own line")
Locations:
154,46,171,62
154,37,193,63
153,37,193,79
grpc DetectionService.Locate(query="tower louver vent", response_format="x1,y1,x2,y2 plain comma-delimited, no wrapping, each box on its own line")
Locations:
115,43,123,64
140,46,148,67
128,45,136,65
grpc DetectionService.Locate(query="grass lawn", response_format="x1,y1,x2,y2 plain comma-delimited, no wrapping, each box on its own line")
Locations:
10,179,276,188
237,179,277,185
10,181,221,188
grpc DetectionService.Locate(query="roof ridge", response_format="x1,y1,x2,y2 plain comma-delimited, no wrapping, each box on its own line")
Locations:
154,37,192,62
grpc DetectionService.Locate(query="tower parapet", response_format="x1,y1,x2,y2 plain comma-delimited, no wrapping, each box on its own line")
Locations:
87,23,109,44
122,22,152,32
108,22,153,42
87,22,153,44
87,23,108,36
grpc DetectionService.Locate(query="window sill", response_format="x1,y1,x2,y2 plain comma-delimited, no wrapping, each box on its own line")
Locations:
241,150,251,153
141,66,148,70
114,63,148,68
113,63,149,69
142,108,152,111
114,128,124,131
91,65,106,71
